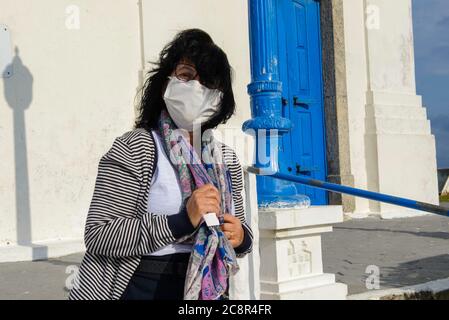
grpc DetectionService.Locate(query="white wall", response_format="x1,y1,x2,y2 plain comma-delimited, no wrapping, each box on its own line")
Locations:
0,0,255,264
0,0,141,261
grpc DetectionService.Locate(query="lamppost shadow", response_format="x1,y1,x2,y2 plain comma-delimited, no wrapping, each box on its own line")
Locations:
3,46,48,260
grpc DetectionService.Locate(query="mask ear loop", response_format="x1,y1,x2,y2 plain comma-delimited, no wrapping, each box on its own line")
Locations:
200,90,221,114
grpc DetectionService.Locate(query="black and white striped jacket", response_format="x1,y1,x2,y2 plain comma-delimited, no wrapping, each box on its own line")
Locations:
68,128,253,300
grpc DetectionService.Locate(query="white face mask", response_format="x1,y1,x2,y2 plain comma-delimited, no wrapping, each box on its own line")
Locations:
163,76,223,132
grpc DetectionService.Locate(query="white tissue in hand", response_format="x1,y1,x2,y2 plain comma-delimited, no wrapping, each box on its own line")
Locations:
203,212,219,227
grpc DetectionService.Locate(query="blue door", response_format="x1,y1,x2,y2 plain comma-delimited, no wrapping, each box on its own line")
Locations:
276,0,328,204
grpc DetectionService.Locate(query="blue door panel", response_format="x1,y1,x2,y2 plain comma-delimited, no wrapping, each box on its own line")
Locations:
276,0,328,205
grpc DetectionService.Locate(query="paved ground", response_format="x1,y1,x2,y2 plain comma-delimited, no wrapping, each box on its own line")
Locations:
323,210,449,295
1,205,448,299
0,252,81,299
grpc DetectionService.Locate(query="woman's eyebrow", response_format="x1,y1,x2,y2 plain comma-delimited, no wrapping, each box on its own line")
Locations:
178,62,196,68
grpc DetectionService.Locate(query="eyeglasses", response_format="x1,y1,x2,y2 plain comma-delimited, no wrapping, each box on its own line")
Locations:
174,63,198,82
173,62,221,90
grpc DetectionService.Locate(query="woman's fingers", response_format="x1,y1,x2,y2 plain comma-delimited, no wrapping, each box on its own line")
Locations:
202,192,221,204
222,213,241,225
186,184,221,228
220,222,235,232
201,205,220,216
220,214,244,247
223,231,232,238
223,231,239,247
196,184,221,203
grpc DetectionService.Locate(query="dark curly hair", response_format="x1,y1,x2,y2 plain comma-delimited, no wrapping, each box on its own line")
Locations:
135,28,236,131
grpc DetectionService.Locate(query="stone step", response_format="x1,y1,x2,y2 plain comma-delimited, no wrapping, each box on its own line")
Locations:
367,104,428,120
261,281,348,300
366,117,431,135
260,273,336,293
366,91,423,107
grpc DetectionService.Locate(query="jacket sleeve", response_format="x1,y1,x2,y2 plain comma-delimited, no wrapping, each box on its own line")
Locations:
84,134,197,257
225,147,254,258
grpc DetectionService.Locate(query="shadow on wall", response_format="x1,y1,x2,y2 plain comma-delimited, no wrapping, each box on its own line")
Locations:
3,46,48,260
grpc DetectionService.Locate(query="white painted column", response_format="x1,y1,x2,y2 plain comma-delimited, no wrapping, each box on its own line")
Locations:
362,0,439,218
229,170,261,300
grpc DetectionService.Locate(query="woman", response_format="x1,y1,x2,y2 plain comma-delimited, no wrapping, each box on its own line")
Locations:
68,29,253,300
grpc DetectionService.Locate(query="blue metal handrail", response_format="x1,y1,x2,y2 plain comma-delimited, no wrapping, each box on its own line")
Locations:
245,166,449,216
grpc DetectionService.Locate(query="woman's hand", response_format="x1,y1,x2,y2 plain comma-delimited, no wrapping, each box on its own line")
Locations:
186,184,221,228
220,213,244,248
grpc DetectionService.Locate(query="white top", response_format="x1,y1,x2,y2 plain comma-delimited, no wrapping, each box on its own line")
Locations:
144,130,193,256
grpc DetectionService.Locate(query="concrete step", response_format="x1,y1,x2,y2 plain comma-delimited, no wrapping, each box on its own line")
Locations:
366,117,431,134
367,104,428,120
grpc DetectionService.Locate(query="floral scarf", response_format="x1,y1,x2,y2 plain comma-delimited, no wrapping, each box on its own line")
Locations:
157,109,239,300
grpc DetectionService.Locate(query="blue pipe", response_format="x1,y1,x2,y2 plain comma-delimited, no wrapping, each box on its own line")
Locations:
246,166,449,217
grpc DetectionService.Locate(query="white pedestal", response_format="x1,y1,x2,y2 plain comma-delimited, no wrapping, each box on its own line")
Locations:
258,205,347,300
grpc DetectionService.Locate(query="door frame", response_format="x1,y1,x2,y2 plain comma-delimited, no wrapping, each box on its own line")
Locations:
318,0,355,211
